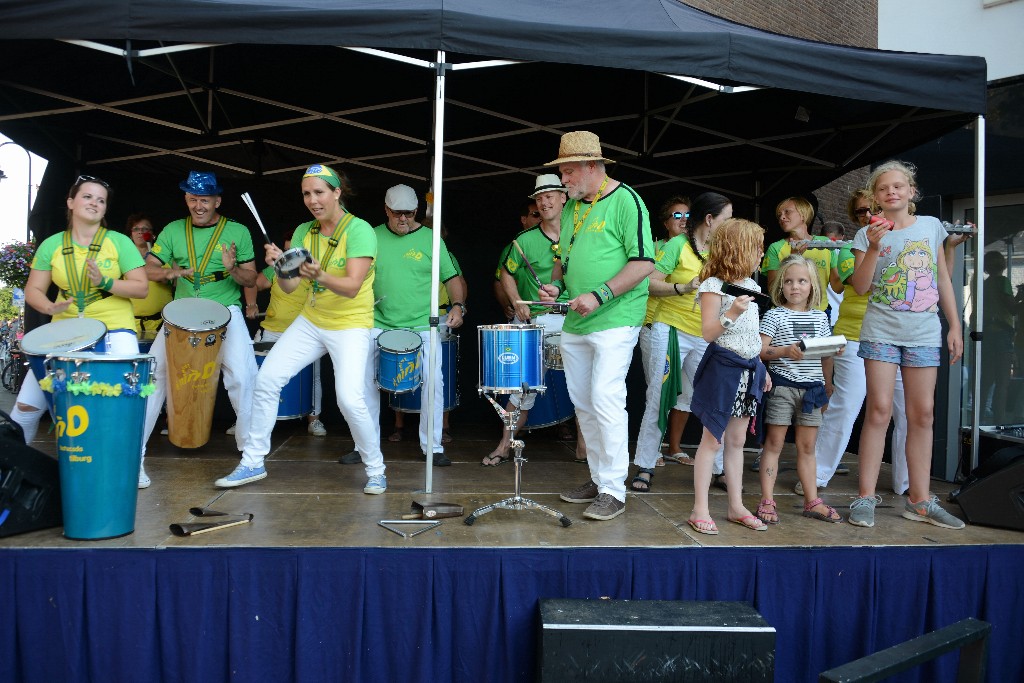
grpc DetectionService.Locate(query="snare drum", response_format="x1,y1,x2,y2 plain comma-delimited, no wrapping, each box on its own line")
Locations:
543,332,563,370
478,324,544,394
20,318,108,416
523,368,574,431
254,341,314,419
44,352,154,540
389,334,459,413
161,298,231,449
274,247,312,279
376,329,422,393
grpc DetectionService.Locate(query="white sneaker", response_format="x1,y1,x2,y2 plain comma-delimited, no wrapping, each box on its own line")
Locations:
226,424,236,435
793,481,826,496
308,418,327,436
160,428,168,436
138,464,151,489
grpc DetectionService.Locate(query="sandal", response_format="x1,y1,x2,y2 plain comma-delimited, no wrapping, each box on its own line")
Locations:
655,456,666,467
802,497,843,523
756,499,779,525
481,452,510,467
728,514,768,531
629,467,655,492
388,429,404,442
441,429,453,444
573,454,588,464
687,518,719,535
665,452,695,466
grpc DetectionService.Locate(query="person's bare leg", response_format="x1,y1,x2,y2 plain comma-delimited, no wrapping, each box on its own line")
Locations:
482,401,527,465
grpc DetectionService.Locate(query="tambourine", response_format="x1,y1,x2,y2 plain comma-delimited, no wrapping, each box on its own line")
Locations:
274,247,312,279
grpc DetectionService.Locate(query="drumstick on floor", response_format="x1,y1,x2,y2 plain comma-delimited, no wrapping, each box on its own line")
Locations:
240,192,274,245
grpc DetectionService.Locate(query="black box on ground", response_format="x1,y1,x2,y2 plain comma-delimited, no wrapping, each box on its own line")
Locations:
537,599,774,682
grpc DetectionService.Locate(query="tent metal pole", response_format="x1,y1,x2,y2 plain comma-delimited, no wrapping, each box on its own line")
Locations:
970,115,986,473
422,50,449,493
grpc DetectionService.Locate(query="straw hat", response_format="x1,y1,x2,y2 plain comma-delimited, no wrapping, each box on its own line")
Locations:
544,131,613,166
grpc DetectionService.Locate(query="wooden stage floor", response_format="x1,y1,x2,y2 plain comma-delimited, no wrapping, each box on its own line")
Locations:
3,416,1022,550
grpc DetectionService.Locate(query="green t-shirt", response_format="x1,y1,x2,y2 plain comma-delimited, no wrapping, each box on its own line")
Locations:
760,235,838,312
32,229,145,332
372,224,458,331
500,225,569,315
150,216,255,307
559,183,654,334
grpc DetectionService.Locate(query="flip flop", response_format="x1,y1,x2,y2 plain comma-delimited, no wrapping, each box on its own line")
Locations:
481,453,509,467
687,518,719,535
728,515,768,531
664,452,695,466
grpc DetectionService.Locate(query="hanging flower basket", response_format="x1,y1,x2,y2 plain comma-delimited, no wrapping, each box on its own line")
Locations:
0,240,35,289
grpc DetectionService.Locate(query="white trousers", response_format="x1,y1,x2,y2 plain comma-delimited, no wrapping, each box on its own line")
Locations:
141,305,257,456
561,327,639,503
368,328,445,455
255,328,323,417
814,340,908,493
635,323,723,471
242,317,383,475
12,330,139,443
510,312,565,411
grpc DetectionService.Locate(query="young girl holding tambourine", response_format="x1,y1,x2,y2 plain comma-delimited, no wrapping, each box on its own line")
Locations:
756,255,840,526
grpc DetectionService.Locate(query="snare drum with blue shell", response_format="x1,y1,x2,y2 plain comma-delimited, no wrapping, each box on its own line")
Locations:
522,369,574,431
43,352,154,540
478,324,544,394
376,329,423,394
20,318,108,416
389,333,459,413
254,341,314,419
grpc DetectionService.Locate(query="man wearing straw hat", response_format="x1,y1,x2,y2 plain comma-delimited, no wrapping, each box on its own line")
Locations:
139,171,259,487
539,131,655,520
482,174,587,466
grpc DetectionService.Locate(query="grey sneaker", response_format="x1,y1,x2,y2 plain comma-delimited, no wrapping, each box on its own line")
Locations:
308,418,327,436
583,493,625,521
902,495,965,530
560,480,599,503
226,423,236,435
794,481,826,496
849,495,882,527
835,462,850,475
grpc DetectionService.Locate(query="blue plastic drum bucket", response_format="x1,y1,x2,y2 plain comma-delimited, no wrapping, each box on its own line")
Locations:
44,352,154,540
389,334,459,413
254,341,314,419
376,329,423,394
523,369,574,431
478,324,544,394
20,318,108,417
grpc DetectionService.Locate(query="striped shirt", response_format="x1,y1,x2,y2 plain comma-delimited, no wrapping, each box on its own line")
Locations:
759,306,831,383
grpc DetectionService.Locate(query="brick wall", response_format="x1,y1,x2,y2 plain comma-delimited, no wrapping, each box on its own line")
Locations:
682,1,877,233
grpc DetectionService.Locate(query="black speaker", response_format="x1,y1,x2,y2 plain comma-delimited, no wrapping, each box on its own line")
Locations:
955,446,1024,532
0,410,63,538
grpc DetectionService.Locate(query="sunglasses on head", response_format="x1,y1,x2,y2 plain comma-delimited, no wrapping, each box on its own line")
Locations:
671,211,689,220
854,207,871,216
75,174,110,189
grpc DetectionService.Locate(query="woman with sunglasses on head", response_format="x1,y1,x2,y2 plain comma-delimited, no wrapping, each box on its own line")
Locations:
631,192,732,492
11,175,149,442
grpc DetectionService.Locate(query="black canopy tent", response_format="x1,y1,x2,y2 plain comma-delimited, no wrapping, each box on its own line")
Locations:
0,0,990,481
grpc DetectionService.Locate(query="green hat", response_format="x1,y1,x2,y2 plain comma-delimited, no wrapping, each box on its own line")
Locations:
303,164,341,189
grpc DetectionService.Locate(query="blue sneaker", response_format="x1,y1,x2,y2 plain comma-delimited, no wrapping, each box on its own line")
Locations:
215,464,267,488
363,474,387,495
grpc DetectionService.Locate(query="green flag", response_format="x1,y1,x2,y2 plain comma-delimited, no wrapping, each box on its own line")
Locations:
657,327,683,435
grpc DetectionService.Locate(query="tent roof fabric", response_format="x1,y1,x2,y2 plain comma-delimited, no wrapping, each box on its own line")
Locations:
0,0,986,113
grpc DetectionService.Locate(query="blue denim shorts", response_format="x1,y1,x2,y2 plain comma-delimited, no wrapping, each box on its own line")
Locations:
857,341,940,367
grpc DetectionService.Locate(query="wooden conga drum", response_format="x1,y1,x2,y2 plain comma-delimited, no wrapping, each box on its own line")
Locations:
161,299,231,448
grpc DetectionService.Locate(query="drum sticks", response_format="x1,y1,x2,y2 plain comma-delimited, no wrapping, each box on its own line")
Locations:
511,240,544,287
240,192,273,245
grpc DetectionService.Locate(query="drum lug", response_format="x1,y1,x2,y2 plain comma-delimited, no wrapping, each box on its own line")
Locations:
163,326,170,338
123,371,140,390
205,334,218,347
220,330,227,341
188,334,200,348
71,370,91,383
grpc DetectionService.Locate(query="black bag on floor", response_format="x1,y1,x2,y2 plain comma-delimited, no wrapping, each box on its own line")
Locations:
0,409,63,537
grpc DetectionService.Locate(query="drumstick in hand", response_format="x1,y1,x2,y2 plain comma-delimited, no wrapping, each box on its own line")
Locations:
241,192,274,245
511,240,544,288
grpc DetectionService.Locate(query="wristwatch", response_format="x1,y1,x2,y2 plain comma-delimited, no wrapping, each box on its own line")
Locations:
719,314,735,329
452,302,467,315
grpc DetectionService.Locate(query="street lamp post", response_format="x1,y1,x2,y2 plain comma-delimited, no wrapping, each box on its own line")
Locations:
0,140,34,242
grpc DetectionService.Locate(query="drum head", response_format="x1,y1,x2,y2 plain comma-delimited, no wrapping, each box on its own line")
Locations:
378,329,422,353
162,298,231,331
544,332,562,347
274,247,312,278
21,318,107,355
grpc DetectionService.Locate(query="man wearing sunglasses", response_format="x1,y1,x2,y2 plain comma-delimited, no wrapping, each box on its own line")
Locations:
368,184,466,466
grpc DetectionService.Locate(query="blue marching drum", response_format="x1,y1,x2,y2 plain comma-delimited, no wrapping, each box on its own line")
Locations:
43,352,154,540
389,333,459,413
478,324,544,394
254,341,314,419
20,318,108,417
376,329,423,394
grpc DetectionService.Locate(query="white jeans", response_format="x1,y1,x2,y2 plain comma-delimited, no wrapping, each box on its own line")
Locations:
241,317,383,475
368,328,445,454
634,323,723,471
255,328,323,417
814,340,908,493
142,305,257,456
561,327,639,503
12,330,139,443
510,312,565,411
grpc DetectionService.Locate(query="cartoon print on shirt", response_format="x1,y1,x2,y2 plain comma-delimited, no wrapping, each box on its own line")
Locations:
872,238,939,313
